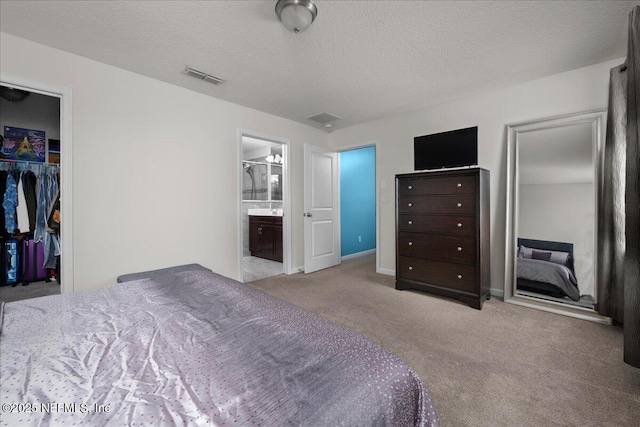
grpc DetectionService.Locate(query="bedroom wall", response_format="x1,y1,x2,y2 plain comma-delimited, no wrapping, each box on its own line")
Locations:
0,33,328,291
518,183,595,297
328,57,621,296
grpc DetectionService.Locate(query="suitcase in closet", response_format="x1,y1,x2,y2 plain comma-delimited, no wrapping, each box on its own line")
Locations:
20,237,48,285
4,238,20,285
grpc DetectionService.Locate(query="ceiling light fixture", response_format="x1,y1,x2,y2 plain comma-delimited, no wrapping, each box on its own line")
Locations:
183,66,225,85
266,153,283,164
275,0,318,33
0,86,30,102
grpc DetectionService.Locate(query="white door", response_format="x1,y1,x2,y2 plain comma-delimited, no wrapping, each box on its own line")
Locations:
304,144,340,273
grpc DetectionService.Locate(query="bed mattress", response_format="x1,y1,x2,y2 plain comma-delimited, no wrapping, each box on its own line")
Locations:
0,269,438,426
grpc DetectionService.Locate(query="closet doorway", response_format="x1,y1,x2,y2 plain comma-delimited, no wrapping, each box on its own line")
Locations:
0,75,73,301
237,132,290,283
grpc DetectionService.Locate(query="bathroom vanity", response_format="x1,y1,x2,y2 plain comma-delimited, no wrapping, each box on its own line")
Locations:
248,210,283,262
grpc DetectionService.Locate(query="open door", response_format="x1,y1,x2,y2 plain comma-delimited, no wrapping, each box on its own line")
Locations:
303,144,340,273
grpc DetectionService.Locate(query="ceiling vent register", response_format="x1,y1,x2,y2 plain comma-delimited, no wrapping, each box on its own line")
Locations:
183,66,226,85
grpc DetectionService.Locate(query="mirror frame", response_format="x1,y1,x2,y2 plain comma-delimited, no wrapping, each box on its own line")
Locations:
504,109,609,321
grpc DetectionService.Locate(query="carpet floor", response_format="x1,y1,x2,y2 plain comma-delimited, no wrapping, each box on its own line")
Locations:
0,280,60,302
250,253,640,427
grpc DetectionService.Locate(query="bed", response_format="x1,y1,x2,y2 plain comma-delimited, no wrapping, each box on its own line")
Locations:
516,238,580,301
0,265,438,426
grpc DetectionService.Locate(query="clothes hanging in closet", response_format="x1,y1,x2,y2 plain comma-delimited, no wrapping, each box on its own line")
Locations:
1,163,61,269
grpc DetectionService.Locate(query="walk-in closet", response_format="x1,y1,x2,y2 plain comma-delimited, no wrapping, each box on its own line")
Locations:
0,85,62,302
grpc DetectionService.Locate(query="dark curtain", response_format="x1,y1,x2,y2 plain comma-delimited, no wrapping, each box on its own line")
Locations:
598,65,626,324
624,6,640,369
599,5,640,368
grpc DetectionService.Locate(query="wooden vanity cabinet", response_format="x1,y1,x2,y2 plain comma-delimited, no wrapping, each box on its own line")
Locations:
249,215,283,262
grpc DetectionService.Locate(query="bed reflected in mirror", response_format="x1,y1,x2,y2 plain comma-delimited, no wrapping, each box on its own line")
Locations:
504,110,607,319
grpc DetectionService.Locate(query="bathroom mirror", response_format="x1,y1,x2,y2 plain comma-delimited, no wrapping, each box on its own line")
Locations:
504,109,607,319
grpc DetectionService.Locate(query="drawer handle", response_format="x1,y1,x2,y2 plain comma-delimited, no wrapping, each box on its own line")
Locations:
457,202,462,208
408,203,413,207
408,185,413,190
408,242,413,246
457,274,463,279
457,247,463,251
457,183,462,188
408,266,413,271
408,220,413,225
457,222,462,228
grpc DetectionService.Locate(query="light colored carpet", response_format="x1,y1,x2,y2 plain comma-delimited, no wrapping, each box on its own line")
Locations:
250,253,640,427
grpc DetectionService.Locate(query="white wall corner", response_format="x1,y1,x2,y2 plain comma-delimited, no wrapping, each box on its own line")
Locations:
490,288,504,298
377,267,395,276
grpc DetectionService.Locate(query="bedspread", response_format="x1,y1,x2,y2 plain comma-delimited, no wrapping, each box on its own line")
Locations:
0,270,438,426
517,258,580,301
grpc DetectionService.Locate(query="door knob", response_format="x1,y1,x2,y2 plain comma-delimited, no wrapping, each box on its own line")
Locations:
303,212,313,217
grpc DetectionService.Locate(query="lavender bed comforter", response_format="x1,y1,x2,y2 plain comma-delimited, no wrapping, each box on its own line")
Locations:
0,270,438,426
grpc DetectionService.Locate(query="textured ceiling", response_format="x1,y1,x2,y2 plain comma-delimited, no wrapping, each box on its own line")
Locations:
0,1,634,131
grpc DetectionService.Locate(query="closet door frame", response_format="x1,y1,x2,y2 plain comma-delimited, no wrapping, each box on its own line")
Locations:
1,74,74,294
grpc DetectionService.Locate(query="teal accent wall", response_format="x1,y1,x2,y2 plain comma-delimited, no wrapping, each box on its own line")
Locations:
340,146,376,256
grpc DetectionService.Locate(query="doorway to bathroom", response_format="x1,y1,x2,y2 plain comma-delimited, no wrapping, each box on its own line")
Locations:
238,133,289,283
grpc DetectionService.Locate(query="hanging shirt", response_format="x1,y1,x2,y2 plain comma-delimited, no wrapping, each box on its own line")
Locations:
0,171,7,236
3,173,18,234
34,172,48,243
23,171,38,232
16,173,30,233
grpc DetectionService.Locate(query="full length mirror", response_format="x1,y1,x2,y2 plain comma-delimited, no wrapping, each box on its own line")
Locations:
504,110,607,319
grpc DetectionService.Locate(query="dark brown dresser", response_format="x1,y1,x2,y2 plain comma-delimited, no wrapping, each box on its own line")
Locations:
395,168,490,309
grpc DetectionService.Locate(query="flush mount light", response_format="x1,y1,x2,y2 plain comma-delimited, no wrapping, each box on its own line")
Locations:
183,66,225,85
0,86,30,102
275,0,318,33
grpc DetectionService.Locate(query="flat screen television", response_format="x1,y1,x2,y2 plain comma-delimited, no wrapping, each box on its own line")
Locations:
414,126,478,170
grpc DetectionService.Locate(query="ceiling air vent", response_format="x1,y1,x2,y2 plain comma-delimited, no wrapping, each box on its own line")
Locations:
183,66,225,85
307,112,342,124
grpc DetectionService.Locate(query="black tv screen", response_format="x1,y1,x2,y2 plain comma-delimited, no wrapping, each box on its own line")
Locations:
414,126,478,170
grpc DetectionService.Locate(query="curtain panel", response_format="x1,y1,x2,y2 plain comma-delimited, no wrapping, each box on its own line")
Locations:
623,5,640,369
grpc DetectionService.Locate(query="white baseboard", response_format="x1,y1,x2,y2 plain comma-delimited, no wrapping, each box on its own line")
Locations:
378,267,395,276
341,249,376,261
490,288,504,298
287,265,304,275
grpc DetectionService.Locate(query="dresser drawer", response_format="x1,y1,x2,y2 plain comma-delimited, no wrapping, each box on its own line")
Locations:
398,232,476,263
398,194,475,214
398,175,476,196
397,257,476,293
398,214,476,236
